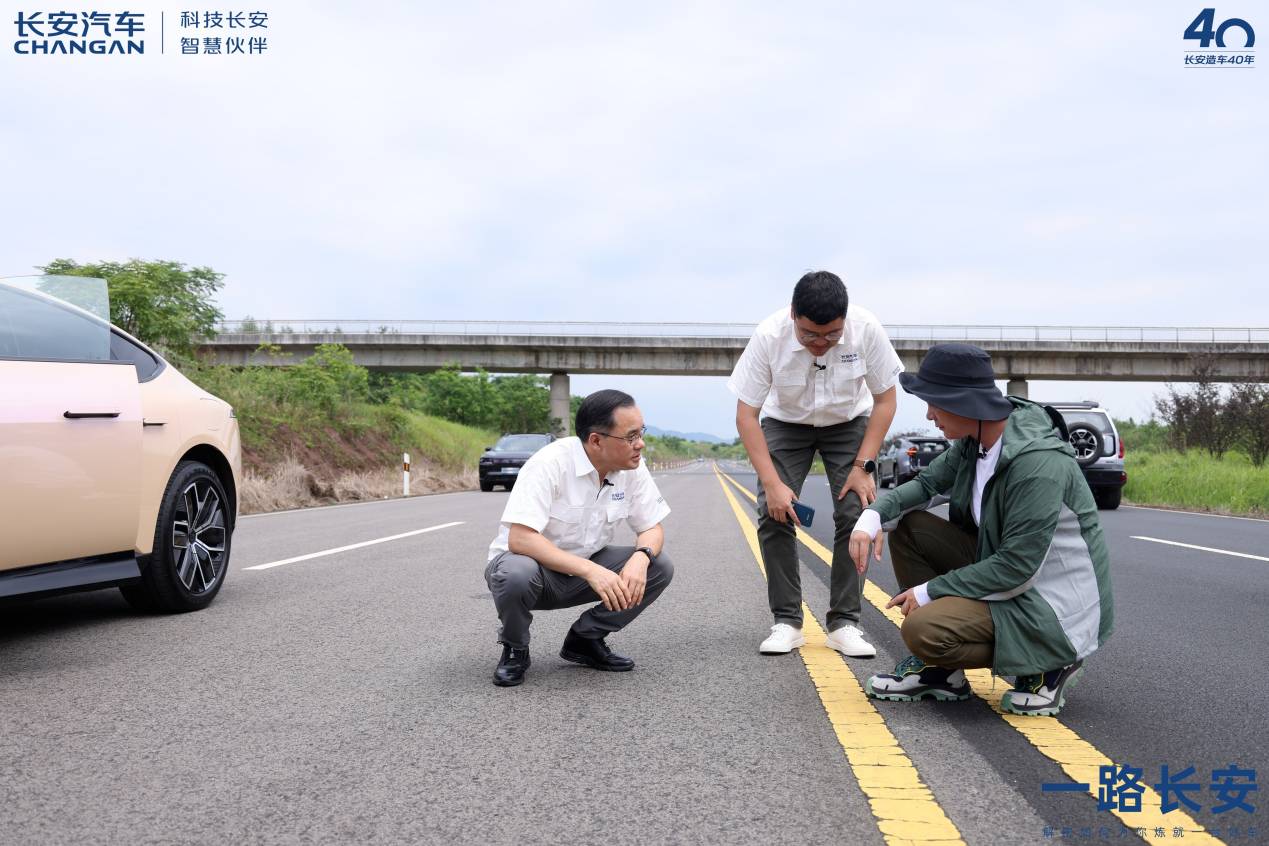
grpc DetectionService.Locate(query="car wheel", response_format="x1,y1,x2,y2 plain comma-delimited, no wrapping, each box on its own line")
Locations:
120,461,231,613
1067,424,1102,468
480,480,494,492
1095,487,1122,510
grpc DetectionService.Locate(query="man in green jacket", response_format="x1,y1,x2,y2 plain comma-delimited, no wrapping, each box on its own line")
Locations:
848,344,1113,716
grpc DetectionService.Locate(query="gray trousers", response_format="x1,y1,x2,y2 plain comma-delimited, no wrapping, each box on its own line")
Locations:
756,415,868,632
484,546,674,648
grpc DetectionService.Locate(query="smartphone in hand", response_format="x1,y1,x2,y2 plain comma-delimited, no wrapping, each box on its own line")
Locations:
791,500,815,527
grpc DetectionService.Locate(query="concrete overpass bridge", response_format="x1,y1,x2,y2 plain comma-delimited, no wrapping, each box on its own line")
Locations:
200,320,1269,433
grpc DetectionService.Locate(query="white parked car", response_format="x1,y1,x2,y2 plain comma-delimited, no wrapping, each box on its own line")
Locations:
0,276,241,611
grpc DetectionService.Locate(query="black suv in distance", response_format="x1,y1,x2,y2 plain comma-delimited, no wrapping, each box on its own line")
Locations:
1047,401,1126,510
479,433,555,491
878,436,950,487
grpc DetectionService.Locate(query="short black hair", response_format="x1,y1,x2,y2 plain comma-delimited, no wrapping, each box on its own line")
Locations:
791,270,848,325
575,389,636,443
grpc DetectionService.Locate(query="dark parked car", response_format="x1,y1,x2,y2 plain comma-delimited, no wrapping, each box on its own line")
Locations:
478,433,555,491
877,436,950,487
1048,401,1126,510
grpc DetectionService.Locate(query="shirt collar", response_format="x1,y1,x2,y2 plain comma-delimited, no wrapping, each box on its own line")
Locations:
568,436,600,478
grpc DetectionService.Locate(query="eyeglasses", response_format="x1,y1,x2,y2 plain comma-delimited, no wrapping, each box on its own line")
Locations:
597,426,647,446
796,330,843,344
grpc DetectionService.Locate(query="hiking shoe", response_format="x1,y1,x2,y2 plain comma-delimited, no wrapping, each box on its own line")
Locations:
865,655,971,702
824,623,877,658
1001,660,1084,716
759,623,806,654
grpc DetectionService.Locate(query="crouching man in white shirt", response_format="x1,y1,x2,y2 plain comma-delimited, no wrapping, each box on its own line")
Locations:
484,390,674,687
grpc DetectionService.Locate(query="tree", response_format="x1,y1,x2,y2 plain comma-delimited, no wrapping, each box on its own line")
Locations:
40,258,224,358
1228,383,1269,468
491,375,553,433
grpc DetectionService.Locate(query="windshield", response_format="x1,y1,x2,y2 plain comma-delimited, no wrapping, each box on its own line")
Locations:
911,439,948,452
494,435,551,452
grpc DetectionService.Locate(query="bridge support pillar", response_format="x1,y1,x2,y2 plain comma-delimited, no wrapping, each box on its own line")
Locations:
550,372,570,436
1006,378,1029,399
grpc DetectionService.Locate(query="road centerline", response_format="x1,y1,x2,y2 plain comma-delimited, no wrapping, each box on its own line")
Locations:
242,522,464,571
715,467,1222,845
1131,536,1269,563
714,472,964,845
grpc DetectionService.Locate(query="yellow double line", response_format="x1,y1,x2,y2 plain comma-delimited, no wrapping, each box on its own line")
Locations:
714,466,1221,846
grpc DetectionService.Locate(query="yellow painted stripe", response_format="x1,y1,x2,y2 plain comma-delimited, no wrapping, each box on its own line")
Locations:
715,467,1223,845
714,472,964,845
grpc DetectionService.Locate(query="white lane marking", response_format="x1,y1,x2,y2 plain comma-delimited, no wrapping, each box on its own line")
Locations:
1131,536,1269,563
244,522,464,570
1121,504,1269,524
240,491,484,520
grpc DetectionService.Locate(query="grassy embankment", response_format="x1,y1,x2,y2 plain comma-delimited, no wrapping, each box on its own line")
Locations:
189,364,498,513
1118,420,1268,517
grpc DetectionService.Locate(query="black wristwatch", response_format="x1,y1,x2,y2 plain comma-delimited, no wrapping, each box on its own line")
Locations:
636,546,657,565
854,458,877,474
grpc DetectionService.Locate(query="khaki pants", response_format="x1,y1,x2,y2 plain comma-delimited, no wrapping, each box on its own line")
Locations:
890,511,995,670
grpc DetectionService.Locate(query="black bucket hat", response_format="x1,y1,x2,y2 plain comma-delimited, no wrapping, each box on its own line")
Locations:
899,343,1014,421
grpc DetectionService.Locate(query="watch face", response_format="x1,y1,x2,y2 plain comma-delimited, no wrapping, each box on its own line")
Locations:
864,460,877,473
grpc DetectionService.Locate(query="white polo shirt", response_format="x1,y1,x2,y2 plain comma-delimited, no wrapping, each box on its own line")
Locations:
487,437,672,563
727,305,904,426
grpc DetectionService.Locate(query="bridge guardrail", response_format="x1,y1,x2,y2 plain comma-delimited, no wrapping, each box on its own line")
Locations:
210,321,1269,344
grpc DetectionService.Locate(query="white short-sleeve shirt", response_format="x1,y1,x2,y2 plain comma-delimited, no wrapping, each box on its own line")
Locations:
487,437,672,562
727,305,904,427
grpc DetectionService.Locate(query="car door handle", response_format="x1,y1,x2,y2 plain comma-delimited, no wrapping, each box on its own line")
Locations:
143,418,167,427
64,410,121,419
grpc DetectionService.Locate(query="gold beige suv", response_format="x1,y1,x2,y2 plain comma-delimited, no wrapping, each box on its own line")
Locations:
0,277,241,611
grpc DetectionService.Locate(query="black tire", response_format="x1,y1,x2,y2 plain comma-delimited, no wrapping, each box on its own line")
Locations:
1095,487,1122,510
120,461,232,613
1067,424,1102,468
480,480,494,492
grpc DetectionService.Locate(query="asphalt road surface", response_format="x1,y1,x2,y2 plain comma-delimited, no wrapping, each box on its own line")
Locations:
2,463,1266,845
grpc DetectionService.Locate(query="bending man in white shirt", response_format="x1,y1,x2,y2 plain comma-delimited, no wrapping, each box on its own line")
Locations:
728,270,902,658
484,390,673,687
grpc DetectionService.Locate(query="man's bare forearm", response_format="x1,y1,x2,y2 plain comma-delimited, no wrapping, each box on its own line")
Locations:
859,387,897,461
634,524,664,558
507,524,598,577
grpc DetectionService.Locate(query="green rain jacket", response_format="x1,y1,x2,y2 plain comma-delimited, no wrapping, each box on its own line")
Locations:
869,400,1114,675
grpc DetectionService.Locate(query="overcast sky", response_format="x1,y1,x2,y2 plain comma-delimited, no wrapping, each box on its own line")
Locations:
3,2,1264,438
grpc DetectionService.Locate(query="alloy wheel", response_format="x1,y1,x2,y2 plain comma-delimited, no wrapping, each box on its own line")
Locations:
171,479,227,593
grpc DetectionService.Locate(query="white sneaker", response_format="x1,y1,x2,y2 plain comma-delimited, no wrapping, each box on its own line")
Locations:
824,624,877,658
759,623,805,654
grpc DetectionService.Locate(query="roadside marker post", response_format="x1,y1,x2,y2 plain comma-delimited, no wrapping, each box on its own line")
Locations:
403,452,410,496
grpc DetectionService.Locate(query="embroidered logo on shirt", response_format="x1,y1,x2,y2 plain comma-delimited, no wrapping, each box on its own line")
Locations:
611,491,626,501
839,352,861,364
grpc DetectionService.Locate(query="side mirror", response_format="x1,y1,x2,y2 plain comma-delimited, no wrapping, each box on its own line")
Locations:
486,446,495,451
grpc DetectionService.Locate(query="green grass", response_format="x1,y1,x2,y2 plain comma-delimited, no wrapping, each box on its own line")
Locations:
187,363,498,473
1125,449,1269,517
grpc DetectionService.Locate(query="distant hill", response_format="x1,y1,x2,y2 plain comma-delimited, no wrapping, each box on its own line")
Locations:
646,425,729,444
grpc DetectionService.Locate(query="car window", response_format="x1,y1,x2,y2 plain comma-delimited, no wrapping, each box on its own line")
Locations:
494,434,552,451
110,332,163,382
1059,411,1112,434
0,284,111,362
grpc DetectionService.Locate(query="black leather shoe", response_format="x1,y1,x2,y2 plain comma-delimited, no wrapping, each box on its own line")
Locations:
493,645,530,687
560,629,634,672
